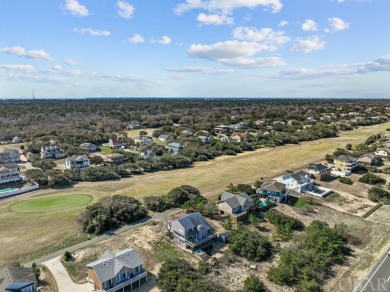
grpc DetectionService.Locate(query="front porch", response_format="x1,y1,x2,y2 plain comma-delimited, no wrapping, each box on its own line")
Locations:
104,271,148,292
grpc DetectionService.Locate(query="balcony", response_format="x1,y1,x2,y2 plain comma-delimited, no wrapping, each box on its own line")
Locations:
104,271,148,292
185,233,218,248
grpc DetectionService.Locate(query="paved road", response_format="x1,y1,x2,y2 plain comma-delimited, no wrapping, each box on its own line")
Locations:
24,208,179,268
357,250,390,292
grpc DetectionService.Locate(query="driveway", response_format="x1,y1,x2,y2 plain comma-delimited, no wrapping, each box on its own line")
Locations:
43,256,94,292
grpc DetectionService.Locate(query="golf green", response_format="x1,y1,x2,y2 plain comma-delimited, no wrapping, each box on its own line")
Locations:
10,194,92,213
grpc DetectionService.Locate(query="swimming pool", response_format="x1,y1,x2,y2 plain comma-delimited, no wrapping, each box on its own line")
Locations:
0,188,17,193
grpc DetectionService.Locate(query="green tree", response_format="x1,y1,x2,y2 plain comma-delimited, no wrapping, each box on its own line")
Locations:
243,275,267,292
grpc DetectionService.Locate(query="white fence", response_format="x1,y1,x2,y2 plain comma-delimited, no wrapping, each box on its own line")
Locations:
0,183,39,199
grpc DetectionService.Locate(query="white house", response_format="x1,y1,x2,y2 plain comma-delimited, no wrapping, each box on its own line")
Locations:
0,149,20,164
12,136,20,143
80,143,97,152
198,135,213,144
158,134,174,143
140,150,156,159
181,130,193,137
375,149,390,157
166,143,183,155
41,145,65,159
276,170,314,193
0,164,22,185
65,155,90,170
134,136,153,146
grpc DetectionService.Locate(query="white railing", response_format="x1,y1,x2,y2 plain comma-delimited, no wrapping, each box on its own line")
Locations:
104,271,148,292
0,182,39,199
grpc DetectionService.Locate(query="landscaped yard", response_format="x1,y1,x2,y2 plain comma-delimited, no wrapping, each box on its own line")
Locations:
100,146,113,154
10,194,92,213
0,122,390,268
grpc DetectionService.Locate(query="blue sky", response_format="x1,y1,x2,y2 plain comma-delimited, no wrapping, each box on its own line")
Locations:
0,0,389,98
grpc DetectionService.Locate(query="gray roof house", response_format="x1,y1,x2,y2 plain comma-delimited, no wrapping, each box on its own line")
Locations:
197,135,213,144
306,163,330,181
257,180,289,203
158,134,175,142
217,192,253,222
86,249,148,292
171,212,217,251
80,143,97,152
276,170,314,193
0,266,37,292
40,144,65,159
0,149,20,164
181,130,193,137
166,143,183,155
0,164,22,185
65,155,90,170
357,153,379,165
140,149,156,159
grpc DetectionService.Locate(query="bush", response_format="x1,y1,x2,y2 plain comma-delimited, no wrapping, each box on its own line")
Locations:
339,177,353,185
143,196,170,212
359,173,386,185
167,185,201,206
229,229,273,262
265,210,304,230
223,150,237,155
243,276,267,292
80,166,121,181
63,251,72,261
368,187,390,204
32,159,57,170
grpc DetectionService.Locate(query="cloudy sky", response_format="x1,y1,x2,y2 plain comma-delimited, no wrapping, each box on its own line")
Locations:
1,0,389,98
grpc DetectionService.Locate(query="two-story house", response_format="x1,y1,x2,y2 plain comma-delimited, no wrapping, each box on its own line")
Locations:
332,155,358,176
128,121,141,130
219,135,233,143
197,135,213,144
140,150,156,159
171,212,217,252
306,163,330,181
105,153,127,165
166,143,183,155
0,164,22,185
257,180,289,203
217,192,253,222
0,149,20,164
64,155,90,170
276,170,314,193
158,134,175,143
357,153,379,166
134,136,153,147
181,130,193,137
0,266,37,292
40,145,65,159
231,132,247,142
86,249,148,292
80,143,97,152
109,136,125,149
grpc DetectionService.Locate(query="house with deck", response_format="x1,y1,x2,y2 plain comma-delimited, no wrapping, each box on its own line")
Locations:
134,136,153,147
197,135,212,144
158,134,175,143
217,192,252,222
0,149,20,163
181,130,193,137
128,122,141,130
306,163,330,181
86,249,148,292
166,143,183,155
257,180,289,203
140,150,156,159
0,266,37,292
40,144,65,159
105,153,127,165
80,143,97,152
109,136,125,149
357,153,379,165
171,212,217,252
332,155,358,176
65,155,90,170
276,171,314,193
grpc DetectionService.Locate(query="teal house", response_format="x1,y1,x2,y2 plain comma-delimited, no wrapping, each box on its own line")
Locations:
256,180,289,203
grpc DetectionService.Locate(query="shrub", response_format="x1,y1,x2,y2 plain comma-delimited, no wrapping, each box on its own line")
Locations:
143,196,170,212
223,150,237,155
167,185,201,206
64,251,72,261
359,173,386,185
229,229,273,262
368,187,390,204
32,159,57,170
339,177,353,185
265,210,304,230
243,276,267,292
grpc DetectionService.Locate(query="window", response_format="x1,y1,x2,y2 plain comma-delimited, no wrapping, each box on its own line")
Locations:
104,280,112,289
116,273,121,283
134,266,140,274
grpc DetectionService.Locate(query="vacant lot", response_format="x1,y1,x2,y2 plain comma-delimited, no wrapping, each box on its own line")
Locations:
0,123,389,266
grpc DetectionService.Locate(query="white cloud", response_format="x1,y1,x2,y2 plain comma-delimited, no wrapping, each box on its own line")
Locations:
188,40,285,68
165,66,234,75
197,13,234,25
64,0,89,17
302,19,318,31
278,20,288,27
232,26,290,45
128,34,145,43
337,0,345,3
73,28,111,37
174,0,283,14
328,17,350,31
0,64,35,73
1,46,53,61
117,1,135,19
291,36,325,53
157,36,172,45
64,58,79,65
169,74,186,80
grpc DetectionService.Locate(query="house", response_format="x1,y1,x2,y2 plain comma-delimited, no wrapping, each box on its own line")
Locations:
166,143,183,155
86,249,148,292
181,130,193,137
128,121,141,130
80,143,97,152
140,150,156,159
40,144,65,159
257,180,289,203
231,132,247,142
134,136,153,146
109,136,125,149
0,266,37,292
12,136,20,143
171,212,217,252
105,153,126,165
158,134,175,143
214,125,230,134
0,149,20,163
216,192,253,222
357,153,379,165
219,231,231,243
197,135,212,144
220,135,233,143
307,117,317,123
0,164,22,185
65,155,90,170
332,155,358,176
374,149,390,157
276,170,314,193
306,163,331,181
254,120,265,126
382,140,390,148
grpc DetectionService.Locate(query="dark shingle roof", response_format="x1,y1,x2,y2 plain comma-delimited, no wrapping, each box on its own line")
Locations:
290,171,310,181
308,163,327,172
174,212,212,231
0,266,37,292
336,155,357,163
260,181,286,193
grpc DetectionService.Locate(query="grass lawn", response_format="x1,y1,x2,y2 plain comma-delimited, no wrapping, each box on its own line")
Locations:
10,194,92,213
0,122,390,266
151,239,183,263
100,146,113,154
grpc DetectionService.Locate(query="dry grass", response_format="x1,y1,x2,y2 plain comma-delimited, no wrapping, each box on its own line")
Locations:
0,123,389,266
